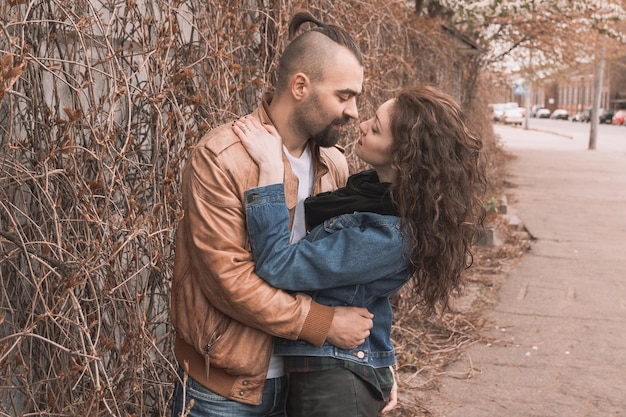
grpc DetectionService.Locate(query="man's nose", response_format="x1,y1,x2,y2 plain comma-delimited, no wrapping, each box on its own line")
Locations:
344,98,358,120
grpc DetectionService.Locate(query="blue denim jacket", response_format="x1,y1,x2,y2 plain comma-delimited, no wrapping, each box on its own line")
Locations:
244,184,411,368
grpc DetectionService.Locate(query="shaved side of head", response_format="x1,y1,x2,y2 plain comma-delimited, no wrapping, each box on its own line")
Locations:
275,12,363,93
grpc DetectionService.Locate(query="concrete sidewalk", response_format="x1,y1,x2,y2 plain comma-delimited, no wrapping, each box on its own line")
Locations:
424,125,626,416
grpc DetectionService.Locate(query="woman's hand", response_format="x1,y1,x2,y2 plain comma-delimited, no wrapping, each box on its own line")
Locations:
379,366,398,415
232,117,284,186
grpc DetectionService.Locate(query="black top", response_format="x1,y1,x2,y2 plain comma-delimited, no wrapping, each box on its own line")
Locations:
304,169,398,229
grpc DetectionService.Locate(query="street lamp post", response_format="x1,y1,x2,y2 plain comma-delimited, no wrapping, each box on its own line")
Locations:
589,48,605,151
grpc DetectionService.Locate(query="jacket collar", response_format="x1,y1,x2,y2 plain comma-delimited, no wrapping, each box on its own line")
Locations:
252,92,333,210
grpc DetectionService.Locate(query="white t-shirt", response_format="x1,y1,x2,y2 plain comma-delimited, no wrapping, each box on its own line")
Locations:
266,144,314,379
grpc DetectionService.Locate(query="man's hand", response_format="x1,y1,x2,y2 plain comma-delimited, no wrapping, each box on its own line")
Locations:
326,306,373,350
380,366,398,414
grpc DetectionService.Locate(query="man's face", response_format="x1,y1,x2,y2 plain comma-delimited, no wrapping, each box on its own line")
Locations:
292,48,364,148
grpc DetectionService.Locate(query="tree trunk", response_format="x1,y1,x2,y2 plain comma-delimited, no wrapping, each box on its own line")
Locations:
589,47,605,150
415,0,425,15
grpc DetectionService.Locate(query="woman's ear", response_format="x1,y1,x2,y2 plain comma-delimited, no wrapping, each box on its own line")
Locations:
390,158,401,173
290,73,310,101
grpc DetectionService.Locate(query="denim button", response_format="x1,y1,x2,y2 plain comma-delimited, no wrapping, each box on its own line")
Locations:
356,351,365,359
242,380,249,386
239,390,245,396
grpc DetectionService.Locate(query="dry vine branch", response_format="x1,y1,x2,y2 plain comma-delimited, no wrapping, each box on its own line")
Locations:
0,1,503,415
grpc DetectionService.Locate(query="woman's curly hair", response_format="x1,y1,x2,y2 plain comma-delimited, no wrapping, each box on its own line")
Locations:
389,85,487,315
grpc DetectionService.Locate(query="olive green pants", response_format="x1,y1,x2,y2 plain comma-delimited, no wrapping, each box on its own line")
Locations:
287,368,385,417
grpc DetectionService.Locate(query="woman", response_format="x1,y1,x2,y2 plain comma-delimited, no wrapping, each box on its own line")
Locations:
232,85,486,417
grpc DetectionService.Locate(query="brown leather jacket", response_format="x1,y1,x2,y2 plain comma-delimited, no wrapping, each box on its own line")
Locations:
170,94,349,405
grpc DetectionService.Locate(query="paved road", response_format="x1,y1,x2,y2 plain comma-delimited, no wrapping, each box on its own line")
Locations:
425,125,626,416
503,118,626,152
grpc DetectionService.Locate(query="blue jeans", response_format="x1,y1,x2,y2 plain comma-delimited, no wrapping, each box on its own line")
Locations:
171,367,287,417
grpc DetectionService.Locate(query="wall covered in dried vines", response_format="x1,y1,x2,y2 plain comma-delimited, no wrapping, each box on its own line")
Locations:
0,1,498,415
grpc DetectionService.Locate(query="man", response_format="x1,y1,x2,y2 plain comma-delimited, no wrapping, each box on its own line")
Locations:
170,12,372,416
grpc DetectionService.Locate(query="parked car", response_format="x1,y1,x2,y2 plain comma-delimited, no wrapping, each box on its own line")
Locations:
501,108,524,126
530,105,544,118
582,108,614,124
571,112,586,122
550,109,569,120
612,110,626,125
599,108,614,124
536,108,551,118
488,103,506,122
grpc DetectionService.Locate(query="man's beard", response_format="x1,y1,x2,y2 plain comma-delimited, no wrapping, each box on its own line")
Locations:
293,92,351,148
310,117,350,148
